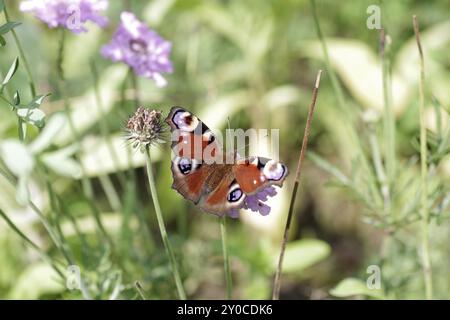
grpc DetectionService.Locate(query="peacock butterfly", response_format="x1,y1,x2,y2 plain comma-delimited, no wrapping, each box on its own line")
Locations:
165,106,288,217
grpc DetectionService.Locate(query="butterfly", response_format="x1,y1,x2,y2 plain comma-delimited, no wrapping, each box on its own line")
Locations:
165,106,288,218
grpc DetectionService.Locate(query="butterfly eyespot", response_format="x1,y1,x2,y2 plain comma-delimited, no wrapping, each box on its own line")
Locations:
178,158,192,175
263,160,285,181
227,187,243,203
203,131,215,144
173,110,199,132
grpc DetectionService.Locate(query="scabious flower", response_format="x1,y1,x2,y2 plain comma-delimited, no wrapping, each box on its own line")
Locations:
228,186,278,218
101,12,173,87
20,0,108,34
126,107,166,151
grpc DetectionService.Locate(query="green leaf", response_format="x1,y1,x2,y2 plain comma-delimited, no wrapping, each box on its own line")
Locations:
0,35,5,46
30,113,66,154
273,239,331,273
0,140,34,177
79,134,162,176
0,1,4,12
303,39,410,115
329,278,385,299
13,91,20,105
16,108,46,128
16,174,29,205
8,263,64,299
0,21,21,35
0,140,34,205
143,0,176,26
54,65,128,145
1,57,19,88
27,94,51,109
41,149,82,179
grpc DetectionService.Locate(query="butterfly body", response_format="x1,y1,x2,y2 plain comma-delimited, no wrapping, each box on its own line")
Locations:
166,106,288,217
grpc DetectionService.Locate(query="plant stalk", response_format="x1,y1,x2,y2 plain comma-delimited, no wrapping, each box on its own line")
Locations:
413,15,433,300
220,215,232,299
3,4,36,96
272,70,322,300
144,146,186,300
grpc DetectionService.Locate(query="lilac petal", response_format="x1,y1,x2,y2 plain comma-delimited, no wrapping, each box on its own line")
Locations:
244,195,260,211
228,209,240,219
256,191,268,201
265,186,277,197
101,11,172,86
257,202,271,216
20,0,109,34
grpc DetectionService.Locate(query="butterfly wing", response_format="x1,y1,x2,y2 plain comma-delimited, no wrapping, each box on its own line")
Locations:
165,106,221,163
197,156,289,216
165,107,288,217
166,106,222,206
170,157,207,204
234,156,288,195
196,166,246,216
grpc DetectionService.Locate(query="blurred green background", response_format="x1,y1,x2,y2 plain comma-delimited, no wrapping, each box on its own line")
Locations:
0,0,449,299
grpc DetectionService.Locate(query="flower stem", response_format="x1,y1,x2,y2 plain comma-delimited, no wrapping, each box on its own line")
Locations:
134,281,147,300
0,207,64,278
310,0,382,208
272,70,322,300
220,215,232,299
56,28,115,252
3,4,36,97
413,15,433,300
379,29,394,217
90,60,125,210
144,146,186,300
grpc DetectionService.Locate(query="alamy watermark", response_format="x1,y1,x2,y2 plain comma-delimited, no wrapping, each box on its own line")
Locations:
366,265,381,290
66,3,82,31
170,127,281,164
366,5,381,30
66,264,81,290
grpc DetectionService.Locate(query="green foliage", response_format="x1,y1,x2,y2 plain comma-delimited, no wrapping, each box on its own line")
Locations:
274,239,330,274
0,0,449,300
330,278,385,299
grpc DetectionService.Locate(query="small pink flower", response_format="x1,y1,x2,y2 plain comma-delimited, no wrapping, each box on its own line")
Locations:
20,0,108,34
228,186,278,218
101,12,173,87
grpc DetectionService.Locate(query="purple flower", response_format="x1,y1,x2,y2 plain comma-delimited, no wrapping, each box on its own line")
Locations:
101,12,173,87
228,186,278,218
20,0,108,34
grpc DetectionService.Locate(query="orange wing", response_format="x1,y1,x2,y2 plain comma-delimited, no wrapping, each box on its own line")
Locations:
234,157,288,195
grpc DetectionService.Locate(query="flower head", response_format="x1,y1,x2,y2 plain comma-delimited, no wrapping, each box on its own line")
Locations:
126,107,166,150
20,0,108,34
228,186,278,218
101,12,173,87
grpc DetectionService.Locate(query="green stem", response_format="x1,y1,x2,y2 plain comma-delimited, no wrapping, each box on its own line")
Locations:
272,70,322,300
56,28,115,251
134,281,147,300
380,29,395,214
220,216,232,299
3,4,36,96
0,165,72,264
367,124,390,217
130,72,140,106
91,60,127,187
310,0,344,111
413,15,433,300
121,71,157,254
0,208,64,278
144,146,186,300
0,168,95,301
99,175,122,212
310,0,382,209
